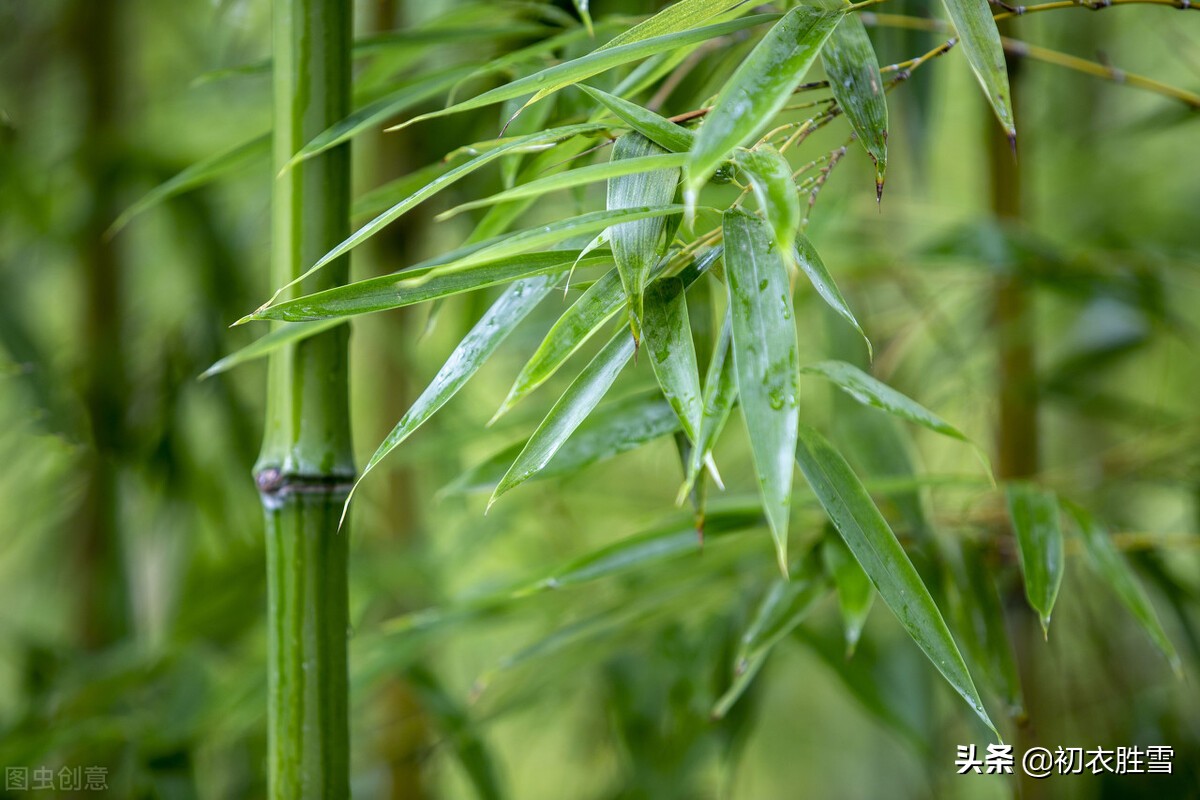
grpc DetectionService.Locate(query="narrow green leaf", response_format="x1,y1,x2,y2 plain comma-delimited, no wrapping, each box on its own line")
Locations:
439,153,688,220
821,15,888,197
608,134,681,338
353,159,460,219
490,330,636,506
200,319,343,379
1006,482,1065,637
599,0,747,52
723,209,800,574
108,133,269,236
686,7,841,193
353,275,557,497
252,251,606,322
446,390,681,495
578,84,695,153
571,0,593,36
953,541,1024,716
793,234,871,359
286,67,475,169
734,146,800,261
822,529,875,657
942,0,1016,137
1065,501,1179,671
683,307,738,496
392,14,777,131
642,277,703,442
794,423,998,737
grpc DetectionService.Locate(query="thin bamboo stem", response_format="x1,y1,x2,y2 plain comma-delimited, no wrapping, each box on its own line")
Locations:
256,0,355,796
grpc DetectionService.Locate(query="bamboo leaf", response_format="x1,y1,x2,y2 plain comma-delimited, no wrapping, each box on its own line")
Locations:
1006,482,1065,637
392,14,777,131
200,319,343,379
822,529,875,657
352,275,557,506
108,133,269,236
686,7,841,194
942,0,1016,138
821,15,888,197
353,159,460,219
252,251,606,322
642,277,703,442
1064,501,1180,671
446,390,681,495
571,0,593,36
793,234,871,358
683,308,738,496
723,209,800,574
578,84,695,153
599,0,747,52
734,146,800,261
438,153,688,220
794,424,998,737
608,134,682,338
490,330,636,506
953,541,1024,716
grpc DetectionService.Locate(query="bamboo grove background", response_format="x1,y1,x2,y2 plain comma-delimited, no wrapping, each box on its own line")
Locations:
2,0,1199,797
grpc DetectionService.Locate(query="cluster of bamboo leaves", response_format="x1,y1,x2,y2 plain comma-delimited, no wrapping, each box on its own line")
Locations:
121,0,1189,741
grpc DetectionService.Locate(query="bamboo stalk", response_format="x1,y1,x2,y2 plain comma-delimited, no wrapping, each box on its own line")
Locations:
256,0,354,796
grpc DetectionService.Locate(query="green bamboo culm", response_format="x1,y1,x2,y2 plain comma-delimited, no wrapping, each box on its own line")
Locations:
255,0,354,797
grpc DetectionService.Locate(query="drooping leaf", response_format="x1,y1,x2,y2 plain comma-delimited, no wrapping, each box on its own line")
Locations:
941,0,1016,138
251,251,606,322
683,308,738,496
446,390,681,495
200,320,343,379
822,528,875,657
352,275,557,503
438,153,688,220
952,541,1024,716
490,330,636,506
1006,482,1065,637
642,277,703,442
821,15,888,197
734,146,800,261
686,6,841,194
793,233,871,358
108,133,269,236
1064,500,1180,671
599,0,748,52
723,209,801,574
578,84,695,153
794,424,998,737
608,134,682,338
571,0,593,36
392,14,777,131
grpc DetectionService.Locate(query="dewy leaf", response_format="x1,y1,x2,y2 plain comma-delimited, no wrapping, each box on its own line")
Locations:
793,234,871,358
352,275,557,505
200,319,343,379
253,251,606,322
642,277,703,442
942,0,1016,138
490,330,636,506
683,308,738,496
599,0,748,52
391,14,777,131
794,423,999,737
723,209,800,574
1005,482,1065,638
578,85,695,153
734,146,800,262
108,133,269,236
608,134,681,338
1064,500,1180,671
954,541,1024,716
822,528,875,657
493,267,625,422
438,153,688,220
686,6,841,193
821,15,888,198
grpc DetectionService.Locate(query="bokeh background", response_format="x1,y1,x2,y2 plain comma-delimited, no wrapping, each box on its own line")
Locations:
1,0,1198,797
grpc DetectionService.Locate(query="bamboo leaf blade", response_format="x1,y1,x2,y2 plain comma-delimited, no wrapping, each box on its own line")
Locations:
793,235,871,358
683,309,738,496
642,277,704,442
599,0,748,52
734,146,801,261
942,0,1016,137
490,331,636,505
821,15,888,196
686,6,841,193
201,319,343,379
953,541,1025,716
578,84,695,153
822,529,875,657
1006,482,1065,637
723,209,801,574
794,424,998,737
